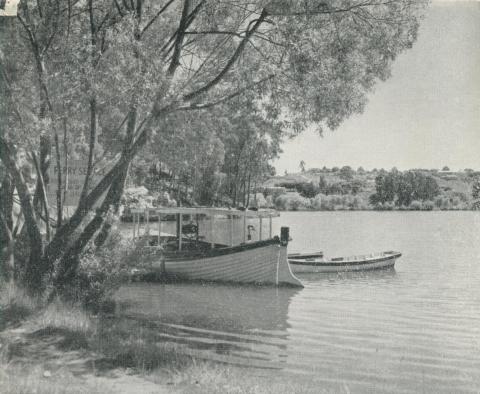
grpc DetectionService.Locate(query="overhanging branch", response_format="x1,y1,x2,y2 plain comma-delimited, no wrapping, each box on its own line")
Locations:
176,74,275,111
183,8,268,102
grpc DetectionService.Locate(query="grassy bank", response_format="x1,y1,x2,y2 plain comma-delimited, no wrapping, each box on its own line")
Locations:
0,283,322,394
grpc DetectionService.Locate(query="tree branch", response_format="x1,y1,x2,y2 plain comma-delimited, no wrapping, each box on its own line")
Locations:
31,151,51,241
183,8,268,102
167,0,191,76
140,0,176,37
54,133,63,227
0,138,43,255
177,74,275,111
78,97,97,210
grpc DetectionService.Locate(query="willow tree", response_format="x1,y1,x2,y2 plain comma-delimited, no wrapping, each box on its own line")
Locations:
0,0,427,295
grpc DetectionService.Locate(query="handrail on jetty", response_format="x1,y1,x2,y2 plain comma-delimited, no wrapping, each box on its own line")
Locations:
130,207,280,251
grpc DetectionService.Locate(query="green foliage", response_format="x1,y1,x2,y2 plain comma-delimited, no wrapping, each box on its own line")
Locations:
472,180,480,199
318,175,328,193
311,194,368,211
339,166,354,180
247,193,269,208
265,167,473,211
274,193,311,211
370,170,440,207
69,230,133,312
295,182,317,198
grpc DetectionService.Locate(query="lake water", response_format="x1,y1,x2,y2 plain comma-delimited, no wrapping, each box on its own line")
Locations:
116,212,480,393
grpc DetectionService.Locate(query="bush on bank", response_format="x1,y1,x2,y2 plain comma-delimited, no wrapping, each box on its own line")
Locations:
273,192,371,211
62,227,138,312
274,192,311,211
272,191,472,211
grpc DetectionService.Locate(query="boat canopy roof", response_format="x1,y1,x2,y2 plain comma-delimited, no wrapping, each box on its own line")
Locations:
130,207,280,219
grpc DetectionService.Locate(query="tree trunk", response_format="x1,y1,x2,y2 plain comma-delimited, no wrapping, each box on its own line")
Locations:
246,172,251,207
0,214,15,281
32,135,51,215
54,133,63,227
78,97,97,207
42,139,141,267
52,106,140,294
94,106,137,247
93,165,129,247
52,167,131,297
0,137,44,294
32,151,51,241
0,175,15,280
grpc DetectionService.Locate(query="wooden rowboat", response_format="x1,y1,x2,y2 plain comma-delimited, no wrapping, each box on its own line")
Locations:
288,251,401,273
130,207,303,287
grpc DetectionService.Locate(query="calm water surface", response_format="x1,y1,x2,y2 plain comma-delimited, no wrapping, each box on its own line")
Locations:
116,212,480,393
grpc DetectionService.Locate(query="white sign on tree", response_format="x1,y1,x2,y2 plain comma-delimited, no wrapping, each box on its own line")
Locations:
46,159,111,206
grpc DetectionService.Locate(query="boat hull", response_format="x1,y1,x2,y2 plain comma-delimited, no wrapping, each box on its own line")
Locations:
147,241,303,287
289,253,400,273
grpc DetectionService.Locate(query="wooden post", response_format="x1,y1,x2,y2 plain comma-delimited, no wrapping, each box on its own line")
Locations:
178,214,182,251
157,212,161,246
133,212,136,239
136,212,140,238
259,217,263,241
210,215,215,249
280,226,289,246
195,213,199,242
229,214,233,246
243,211,247,243
269,216,272,239
146,209,150,235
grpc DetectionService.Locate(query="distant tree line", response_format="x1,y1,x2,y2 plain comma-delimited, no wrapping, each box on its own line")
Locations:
268,166,477,211
370,170,439,207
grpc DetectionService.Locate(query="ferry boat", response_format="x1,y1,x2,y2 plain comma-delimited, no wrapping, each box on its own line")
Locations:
288,251,401,273
129,207,303,287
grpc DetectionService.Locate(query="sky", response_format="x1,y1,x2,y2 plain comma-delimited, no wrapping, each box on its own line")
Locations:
274,0,480,173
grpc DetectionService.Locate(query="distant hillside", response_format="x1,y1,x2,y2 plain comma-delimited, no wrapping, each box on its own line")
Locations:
260,167,479,211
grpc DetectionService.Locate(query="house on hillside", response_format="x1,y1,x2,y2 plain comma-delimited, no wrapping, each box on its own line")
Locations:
438,169,458,180
258,186,287,196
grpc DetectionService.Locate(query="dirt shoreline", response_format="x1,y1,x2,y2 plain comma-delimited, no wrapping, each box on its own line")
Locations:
0,321,176,394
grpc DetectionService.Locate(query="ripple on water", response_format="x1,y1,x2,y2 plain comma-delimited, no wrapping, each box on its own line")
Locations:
117,212,480,393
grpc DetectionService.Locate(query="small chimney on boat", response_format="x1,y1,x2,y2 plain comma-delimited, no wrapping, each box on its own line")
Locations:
280,227,290,246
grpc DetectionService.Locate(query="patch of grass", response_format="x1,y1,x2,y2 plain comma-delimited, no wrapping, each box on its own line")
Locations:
0,362,112,394
151,362,329,394
94,317,194,372
34,299,95,335
0,282,39,330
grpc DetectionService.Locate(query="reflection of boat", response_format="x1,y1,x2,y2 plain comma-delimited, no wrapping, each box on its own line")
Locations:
130,207,303,287
289,251,401,273
114,282,301,368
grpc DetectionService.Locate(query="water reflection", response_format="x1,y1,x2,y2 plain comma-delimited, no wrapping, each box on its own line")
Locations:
115,212,480,392
114,283,301,368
